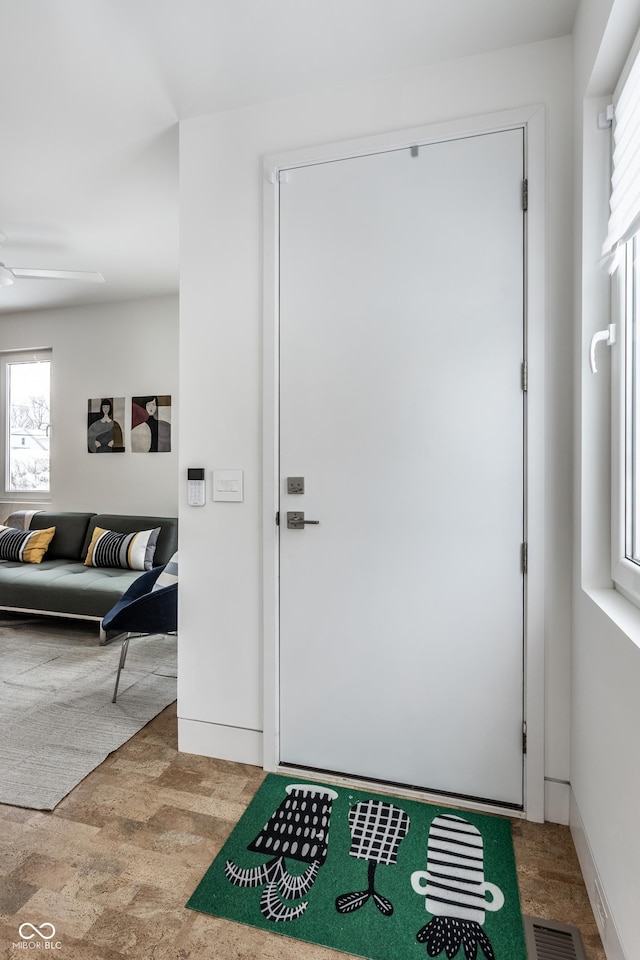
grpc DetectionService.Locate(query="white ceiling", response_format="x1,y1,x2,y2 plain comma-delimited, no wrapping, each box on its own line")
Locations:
0,0,578,315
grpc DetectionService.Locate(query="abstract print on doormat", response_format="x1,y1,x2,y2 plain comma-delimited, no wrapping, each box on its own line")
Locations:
186,774,527,960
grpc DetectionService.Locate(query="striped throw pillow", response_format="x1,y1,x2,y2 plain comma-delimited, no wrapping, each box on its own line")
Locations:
84,526,160,571
152,551,178,591
0,525,56,563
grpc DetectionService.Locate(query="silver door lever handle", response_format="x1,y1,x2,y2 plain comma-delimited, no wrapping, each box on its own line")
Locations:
286,512,320,529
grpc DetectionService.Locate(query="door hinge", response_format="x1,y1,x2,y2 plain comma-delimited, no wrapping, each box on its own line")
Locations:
276,511,280,526
521,360,528,392
522,179,528,212
522,722,527,755
521,542,528,574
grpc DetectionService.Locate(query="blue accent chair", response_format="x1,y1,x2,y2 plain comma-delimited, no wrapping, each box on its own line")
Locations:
101,563,177,702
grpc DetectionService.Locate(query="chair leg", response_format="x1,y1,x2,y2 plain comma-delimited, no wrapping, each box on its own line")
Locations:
112,635,131,703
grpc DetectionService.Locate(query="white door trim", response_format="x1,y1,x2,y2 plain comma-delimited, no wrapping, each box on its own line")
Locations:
262,105,546,821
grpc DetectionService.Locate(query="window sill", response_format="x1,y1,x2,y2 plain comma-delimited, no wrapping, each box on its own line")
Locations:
584,584,640,652
0,501,52,511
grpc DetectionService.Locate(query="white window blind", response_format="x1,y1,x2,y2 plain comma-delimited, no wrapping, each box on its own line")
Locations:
603,43,640,261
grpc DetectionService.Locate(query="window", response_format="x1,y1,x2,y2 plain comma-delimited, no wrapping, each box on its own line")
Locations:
0,350,51,498
609,39,640,601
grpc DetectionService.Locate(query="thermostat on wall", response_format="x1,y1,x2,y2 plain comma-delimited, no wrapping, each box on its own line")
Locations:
213,469,244,502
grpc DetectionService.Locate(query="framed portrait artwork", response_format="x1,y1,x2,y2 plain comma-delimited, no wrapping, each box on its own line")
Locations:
131,395,172,452
87,397,125,453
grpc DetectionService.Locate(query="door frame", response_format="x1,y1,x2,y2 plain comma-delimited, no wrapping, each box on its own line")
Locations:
262,105,546,821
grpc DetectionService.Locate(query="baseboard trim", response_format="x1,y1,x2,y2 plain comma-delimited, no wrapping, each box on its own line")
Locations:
570,790,627,960
177,717,262,766
544,778,570,824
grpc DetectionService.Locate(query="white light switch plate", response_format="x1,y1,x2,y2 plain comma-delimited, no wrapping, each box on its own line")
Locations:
213,469,244,502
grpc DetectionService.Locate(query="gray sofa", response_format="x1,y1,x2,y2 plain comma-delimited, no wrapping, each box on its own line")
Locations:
0,511,178,630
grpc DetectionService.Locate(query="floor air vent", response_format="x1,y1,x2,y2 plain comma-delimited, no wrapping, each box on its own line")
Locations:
523,916,587,960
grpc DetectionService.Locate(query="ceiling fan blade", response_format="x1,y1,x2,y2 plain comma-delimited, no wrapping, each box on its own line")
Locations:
9,268,105,283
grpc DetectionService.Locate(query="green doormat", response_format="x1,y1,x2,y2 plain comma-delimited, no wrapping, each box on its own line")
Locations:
187,774,527,960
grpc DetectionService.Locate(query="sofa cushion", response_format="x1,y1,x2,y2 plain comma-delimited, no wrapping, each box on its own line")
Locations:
0,559,143,618
84,526,160,571
29,512,96,561
0,525,56,563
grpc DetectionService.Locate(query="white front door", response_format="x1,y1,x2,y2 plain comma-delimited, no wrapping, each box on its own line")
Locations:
278,128,525,807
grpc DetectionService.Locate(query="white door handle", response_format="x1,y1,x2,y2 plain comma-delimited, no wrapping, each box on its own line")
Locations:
590,324,616,373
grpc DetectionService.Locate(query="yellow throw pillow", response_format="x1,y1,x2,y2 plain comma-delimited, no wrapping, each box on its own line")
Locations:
0,525,56,563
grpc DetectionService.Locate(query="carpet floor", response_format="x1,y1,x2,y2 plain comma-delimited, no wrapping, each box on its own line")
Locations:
0,613,176,810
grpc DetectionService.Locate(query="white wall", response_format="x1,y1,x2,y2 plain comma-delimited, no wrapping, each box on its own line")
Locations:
178,35,575,812
0,295,179,517
573,1,640,958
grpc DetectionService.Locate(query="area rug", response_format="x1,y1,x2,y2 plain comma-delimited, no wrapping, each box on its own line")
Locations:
0,613,176,810
187,773,527,960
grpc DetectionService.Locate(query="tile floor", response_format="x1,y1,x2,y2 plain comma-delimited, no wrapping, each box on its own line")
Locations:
0,703,606,959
